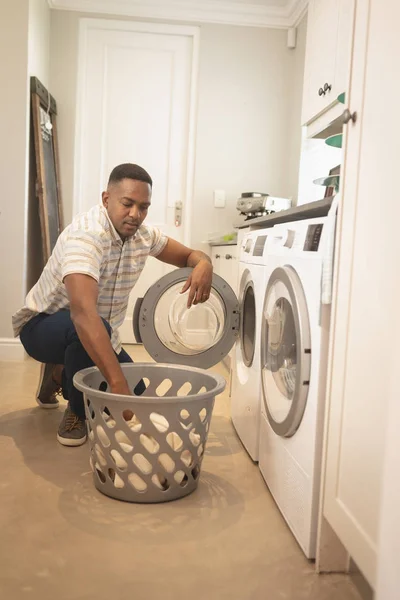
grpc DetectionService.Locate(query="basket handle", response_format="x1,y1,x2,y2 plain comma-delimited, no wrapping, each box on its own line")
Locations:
133,297,144,343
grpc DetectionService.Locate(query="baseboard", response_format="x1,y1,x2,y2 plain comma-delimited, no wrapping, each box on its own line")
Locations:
0,338,25,361
349,559,374,600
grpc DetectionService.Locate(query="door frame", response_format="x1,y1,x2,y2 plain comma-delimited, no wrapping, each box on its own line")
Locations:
74,18,200,247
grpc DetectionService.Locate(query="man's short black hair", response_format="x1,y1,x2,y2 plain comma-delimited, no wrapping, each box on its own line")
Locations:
108,163,153,187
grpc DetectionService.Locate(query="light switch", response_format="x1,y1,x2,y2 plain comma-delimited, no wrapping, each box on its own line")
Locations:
214,189,226,208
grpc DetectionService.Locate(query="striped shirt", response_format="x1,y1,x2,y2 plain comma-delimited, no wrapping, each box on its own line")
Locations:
12,204,168,353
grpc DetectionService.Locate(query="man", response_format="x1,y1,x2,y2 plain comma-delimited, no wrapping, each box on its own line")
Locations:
12,163,213,447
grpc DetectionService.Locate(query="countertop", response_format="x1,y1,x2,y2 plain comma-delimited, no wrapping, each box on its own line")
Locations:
208,240,238,247
233,197,334,230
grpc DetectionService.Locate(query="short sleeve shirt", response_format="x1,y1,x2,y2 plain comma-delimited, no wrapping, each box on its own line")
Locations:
12,204,168,353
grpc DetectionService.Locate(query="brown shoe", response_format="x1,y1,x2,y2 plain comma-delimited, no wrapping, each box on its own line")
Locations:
57,404,87,447
36,363,62,409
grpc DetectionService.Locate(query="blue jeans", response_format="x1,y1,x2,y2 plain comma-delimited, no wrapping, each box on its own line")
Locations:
19,310,143,418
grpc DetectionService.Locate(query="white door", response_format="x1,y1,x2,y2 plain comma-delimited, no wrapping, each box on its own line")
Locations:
74,19,199,342
322,0,400,589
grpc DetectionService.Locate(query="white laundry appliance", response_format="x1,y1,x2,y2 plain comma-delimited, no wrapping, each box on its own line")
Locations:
231,229,270,461
258,216,334,558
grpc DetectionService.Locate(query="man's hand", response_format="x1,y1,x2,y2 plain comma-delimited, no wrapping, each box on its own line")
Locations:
156,238,213,308
110,380,132,396
181,259,213,308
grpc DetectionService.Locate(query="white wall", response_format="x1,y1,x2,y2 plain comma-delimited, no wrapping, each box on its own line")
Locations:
286,15,307,205
0,0,51,354
0,1,30,351
49,11,306,250
29,0,51,87
192,23,296,250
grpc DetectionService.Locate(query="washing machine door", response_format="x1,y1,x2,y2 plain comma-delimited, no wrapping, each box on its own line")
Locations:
261,266,311,437
133,267,239,368
239,271,257,368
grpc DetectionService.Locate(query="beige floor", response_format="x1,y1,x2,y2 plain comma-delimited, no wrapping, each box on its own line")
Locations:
0,347,361,600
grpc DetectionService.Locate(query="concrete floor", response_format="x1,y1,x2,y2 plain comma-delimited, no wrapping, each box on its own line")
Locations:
0,347,361,600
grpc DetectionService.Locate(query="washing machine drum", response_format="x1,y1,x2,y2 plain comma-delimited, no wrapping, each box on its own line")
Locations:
240,281,256,367
265,296,296,380
261,266,312,437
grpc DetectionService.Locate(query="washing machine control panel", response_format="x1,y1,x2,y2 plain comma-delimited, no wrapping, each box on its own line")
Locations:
303,223,324,252
268,218,327,256
243,238,253,253
240,230,270,264
253,234,268,256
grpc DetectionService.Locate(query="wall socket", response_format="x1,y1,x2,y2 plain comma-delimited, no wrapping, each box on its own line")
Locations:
214,189,226,208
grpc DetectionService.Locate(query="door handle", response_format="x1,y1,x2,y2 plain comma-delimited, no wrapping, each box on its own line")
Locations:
215,254,221,259
225,254,233,260
318,83,332,96
175,201,182,227
342,108,357,124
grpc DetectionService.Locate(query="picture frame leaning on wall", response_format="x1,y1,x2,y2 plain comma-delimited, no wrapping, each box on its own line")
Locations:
31,76,64,263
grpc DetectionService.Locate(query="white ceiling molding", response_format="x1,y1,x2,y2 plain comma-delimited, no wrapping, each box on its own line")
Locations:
286,0,308,26
48,0,308,29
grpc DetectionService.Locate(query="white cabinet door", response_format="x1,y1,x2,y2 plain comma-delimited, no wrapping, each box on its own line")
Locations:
211,246,223,276
302,0,339,123
210,245,238,371
302,0,355,125
333,0,356,103
221,247,238,294
323,0,400,589
211,246,238,294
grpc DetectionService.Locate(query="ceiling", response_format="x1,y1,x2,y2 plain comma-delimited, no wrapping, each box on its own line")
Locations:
193,0,290,6
48,0,308,28
209,0,292,8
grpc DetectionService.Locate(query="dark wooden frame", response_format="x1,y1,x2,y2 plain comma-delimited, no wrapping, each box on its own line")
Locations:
31,76,63,262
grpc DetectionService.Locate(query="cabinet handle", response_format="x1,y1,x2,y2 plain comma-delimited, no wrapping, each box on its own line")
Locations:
318,87,325,96
225,254,233,260
342,108,357,124
324,82,332,93
215,254,220,259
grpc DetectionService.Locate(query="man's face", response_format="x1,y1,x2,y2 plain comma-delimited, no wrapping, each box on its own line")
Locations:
102,178,152,239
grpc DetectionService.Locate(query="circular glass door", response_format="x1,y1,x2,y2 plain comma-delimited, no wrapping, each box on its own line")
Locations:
261,266,311,437
153,282,226,355
240,281,256,367
135,268,239,369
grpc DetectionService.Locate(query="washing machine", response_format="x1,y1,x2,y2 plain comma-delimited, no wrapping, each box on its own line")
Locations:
230,229,270,461
258,216,333,558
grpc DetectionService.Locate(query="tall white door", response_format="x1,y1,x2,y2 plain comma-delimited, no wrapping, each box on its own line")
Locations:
322,0,400,589
74,20,199,342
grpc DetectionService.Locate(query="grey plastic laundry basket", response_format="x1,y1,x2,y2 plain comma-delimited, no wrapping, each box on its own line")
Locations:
73,363,226,503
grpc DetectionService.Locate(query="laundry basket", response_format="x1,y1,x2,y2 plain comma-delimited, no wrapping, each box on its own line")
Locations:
73,363,226,503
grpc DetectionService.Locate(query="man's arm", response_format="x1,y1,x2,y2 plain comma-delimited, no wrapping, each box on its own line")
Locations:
156,238,213,308
64,274,131,395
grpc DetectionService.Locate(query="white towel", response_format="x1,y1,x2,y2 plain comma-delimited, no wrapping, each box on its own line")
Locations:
321,194,339,305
